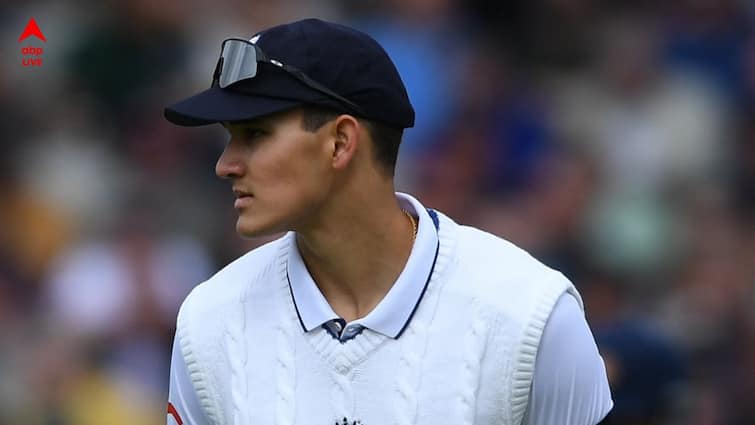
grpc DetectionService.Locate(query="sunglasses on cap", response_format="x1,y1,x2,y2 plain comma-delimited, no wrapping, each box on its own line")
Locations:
212,38,364,114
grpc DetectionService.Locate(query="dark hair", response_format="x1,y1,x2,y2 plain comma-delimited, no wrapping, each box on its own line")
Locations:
300,106,403,176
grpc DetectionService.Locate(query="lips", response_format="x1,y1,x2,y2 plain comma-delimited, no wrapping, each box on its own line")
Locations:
233,188,253,198
233,188,254,208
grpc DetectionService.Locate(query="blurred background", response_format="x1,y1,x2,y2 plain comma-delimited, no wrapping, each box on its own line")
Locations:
1,0,754,424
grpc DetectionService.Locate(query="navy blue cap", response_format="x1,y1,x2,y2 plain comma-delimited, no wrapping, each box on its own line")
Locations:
164,19,415,129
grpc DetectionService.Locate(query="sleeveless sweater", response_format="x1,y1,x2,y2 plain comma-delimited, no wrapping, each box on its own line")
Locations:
175,210,581,425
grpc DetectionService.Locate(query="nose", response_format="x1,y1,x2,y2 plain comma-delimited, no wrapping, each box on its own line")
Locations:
215,139,245,179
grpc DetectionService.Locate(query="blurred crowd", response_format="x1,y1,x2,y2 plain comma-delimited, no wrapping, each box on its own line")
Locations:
1,0,754,424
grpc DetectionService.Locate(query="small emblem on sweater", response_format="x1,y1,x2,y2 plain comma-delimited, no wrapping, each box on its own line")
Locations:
335,417,362,425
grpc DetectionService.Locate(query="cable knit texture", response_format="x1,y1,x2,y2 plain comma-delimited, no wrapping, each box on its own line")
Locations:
274,243,296,425
393,210,454,425
223,278,249,425
458,307,490,424
177,322,223,425
176,212,579,425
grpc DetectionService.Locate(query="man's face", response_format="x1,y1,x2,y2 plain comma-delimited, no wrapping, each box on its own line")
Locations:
218,109,335,237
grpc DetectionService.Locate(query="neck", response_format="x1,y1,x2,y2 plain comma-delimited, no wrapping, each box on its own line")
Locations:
294,188,414,322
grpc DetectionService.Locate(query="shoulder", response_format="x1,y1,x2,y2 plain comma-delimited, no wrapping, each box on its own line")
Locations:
169,235,290,425
448,222,578,311
456,224,552,275
177,234,288,325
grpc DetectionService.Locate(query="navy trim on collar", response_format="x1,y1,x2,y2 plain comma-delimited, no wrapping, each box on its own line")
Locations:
285,193,441,340
428,208,439,230
395,232,439,339
286,269,308,332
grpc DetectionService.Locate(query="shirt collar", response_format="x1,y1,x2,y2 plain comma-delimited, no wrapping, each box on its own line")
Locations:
286,192,439,339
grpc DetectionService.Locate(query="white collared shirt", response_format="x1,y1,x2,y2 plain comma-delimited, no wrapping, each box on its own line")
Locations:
287,192,439,341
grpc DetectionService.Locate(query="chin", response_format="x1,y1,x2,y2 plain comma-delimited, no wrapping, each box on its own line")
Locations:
236,223,268,238
235,217,284,239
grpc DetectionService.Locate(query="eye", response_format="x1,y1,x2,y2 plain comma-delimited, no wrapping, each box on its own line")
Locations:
240,127,268,144
243,127,265,138
223,124,269,147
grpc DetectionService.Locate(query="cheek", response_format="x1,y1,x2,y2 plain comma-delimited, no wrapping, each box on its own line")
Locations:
253,144,332,206
284,158,332,203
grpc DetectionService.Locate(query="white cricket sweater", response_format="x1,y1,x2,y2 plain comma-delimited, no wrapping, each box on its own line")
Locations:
173,204,604,425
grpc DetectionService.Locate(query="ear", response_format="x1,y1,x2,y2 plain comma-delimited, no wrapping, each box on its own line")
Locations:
331,115,360,170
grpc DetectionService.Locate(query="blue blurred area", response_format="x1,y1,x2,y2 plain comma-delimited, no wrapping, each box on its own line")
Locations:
2,1,755,424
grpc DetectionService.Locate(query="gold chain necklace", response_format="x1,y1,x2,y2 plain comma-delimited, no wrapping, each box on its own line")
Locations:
402,209,417,240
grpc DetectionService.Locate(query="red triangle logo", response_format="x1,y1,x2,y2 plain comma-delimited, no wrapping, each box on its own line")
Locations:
18,17,46,43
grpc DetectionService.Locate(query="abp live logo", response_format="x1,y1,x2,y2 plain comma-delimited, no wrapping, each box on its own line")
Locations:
19,17,46,67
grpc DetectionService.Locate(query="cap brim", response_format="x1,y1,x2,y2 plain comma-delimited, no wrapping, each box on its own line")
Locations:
164,86,302,127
